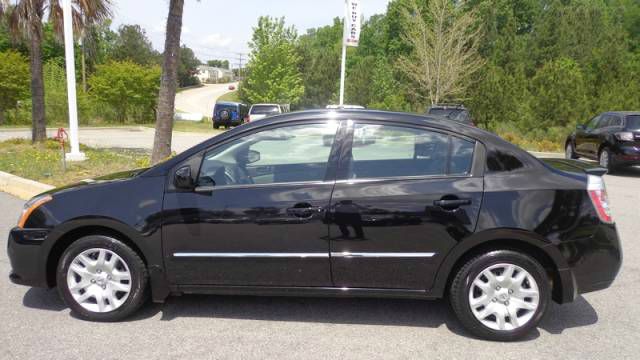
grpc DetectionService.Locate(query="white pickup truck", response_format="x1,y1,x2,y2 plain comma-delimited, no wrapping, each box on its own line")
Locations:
247,104,290,122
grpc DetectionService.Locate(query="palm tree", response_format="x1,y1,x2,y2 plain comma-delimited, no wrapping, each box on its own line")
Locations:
2,0,111,143
151,0,185,164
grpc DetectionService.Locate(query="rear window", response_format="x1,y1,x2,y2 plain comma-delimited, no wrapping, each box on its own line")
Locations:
214,104,237,112
428,108,470,123
250,105,280,115
486,150,525,172
626,115,640,130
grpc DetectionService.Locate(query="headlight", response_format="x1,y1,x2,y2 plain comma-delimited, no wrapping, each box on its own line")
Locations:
17,194,52,229
615,132,634,141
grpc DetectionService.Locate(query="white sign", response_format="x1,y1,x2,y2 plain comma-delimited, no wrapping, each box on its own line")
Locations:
344,0,361,47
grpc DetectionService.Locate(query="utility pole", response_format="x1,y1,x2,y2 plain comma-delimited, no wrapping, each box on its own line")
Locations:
236,52,245,79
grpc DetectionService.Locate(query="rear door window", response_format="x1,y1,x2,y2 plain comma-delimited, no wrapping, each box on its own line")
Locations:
345,124,475,179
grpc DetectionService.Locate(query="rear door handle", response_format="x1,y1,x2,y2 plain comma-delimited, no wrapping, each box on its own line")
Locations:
433,198,471,208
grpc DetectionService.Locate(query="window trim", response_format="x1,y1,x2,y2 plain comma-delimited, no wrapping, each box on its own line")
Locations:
337,120,480,182
193,120,344,189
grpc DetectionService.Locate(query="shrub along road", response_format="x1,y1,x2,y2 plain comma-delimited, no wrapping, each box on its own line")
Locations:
1,167,639,359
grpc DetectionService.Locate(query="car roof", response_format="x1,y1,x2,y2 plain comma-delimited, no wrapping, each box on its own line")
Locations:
602,111,640,116
145,109,540,176
215,101,242,106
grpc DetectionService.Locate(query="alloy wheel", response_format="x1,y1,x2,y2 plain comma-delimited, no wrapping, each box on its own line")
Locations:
600,150,609,169
468,263,540,331
66,248,132,313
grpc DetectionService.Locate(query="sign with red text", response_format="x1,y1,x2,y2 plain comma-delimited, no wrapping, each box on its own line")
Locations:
343,0,361,47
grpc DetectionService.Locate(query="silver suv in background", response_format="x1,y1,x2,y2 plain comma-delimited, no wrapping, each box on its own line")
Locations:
247,104,290,122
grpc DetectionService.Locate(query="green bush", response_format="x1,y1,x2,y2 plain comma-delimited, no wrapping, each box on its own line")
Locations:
88,61,161,123
0,51,30,125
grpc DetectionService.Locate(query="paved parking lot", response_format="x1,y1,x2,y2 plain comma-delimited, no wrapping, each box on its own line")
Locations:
1,167,640,359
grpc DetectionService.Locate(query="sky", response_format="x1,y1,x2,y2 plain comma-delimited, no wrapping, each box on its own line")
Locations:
110,0,392,67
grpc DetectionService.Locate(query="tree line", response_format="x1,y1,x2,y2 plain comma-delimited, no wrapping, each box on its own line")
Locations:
240,0,640,148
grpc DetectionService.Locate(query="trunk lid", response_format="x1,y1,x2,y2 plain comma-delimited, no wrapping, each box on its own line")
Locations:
539,158,607,177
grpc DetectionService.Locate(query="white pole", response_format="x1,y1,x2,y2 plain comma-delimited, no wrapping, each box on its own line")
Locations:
338,0,347,106
62,0,85,161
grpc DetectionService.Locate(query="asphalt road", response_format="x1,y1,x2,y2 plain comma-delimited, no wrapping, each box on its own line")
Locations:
175,82,239,116
1,167,640,359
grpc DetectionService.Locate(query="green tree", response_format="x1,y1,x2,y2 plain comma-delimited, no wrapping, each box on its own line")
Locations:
88,61,160,122
297,18,341,108
2,0,112,142
0,50,30,124
206,59,229,69
530,57,588,129
241,16,304,105
178,45,200,87
110,24,159,66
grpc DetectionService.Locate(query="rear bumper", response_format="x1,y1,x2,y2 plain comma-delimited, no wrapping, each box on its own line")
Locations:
7,228,50,288
557,223,622,301
213,118,243,126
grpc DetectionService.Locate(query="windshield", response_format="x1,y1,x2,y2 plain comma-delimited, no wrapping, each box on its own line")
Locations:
626,115,640,130
250,105,280,115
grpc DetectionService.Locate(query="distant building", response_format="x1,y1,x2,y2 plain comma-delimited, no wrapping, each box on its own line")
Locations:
196,65,234,84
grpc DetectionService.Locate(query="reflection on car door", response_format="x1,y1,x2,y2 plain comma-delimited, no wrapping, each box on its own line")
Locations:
328,122,483,290
575,116,599,156
162,121,341,287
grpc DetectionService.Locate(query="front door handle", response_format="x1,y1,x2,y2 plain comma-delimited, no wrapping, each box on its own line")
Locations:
433,198,471,208
287,205,323,218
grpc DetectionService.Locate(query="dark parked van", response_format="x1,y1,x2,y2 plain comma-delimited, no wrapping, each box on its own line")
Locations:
213,102,248,129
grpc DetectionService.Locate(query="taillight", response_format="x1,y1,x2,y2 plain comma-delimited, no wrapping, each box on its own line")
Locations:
587,175,614,224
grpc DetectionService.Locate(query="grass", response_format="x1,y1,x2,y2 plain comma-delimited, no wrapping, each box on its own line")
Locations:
217,90,241,103
0,139,151,187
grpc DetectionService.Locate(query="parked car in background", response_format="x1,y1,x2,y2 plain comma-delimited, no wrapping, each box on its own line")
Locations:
427,104,475,126
8,110,621,341
228,84,236,91
565,111,640,172
212,101,248,129
247,104,289,122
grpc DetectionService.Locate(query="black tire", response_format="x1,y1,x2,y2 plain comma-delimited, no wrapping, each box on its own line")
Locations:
449,250,550,341
57,235,148,322
565,141,578,159
599,147,615,174
213,123,220,129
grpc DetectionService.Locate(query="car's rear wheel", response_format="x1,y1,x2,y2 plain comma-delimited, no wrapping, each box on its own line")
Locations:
449,250,550,341
213,123,220,129
565,142,578,159
57,235,148,321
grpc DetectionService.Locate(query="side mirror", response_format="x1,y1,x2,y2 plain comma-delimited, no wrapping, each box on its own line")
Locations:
245,150,261,164
174,165,194,190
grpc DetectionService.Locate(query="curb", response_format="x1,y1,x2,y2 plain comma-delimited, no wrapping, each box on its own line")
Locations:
0,171,55,200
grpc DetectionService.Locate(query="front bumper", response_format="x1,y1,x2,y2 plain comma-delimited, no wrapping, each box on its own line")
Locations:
7,228,50,288
612,145,640,166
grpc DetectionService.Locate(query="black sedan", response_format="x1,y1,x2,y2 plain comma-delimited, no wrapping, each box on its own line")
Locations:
8,110,622,341
565,111,640,172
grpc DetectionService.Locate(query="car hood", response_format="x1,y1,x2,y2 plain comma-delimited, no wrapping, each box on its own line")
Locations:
40,168,149,197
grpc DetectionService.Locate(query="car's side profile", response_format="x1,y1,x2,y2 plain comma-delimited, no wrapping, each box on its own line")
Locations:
565,111,640,172
8,110,621,341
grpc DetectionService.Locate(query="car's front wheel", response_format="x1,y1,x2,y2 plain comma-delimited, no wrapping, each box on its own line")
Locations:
599,147,615,173
57,235,148,321
449,250,550,341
